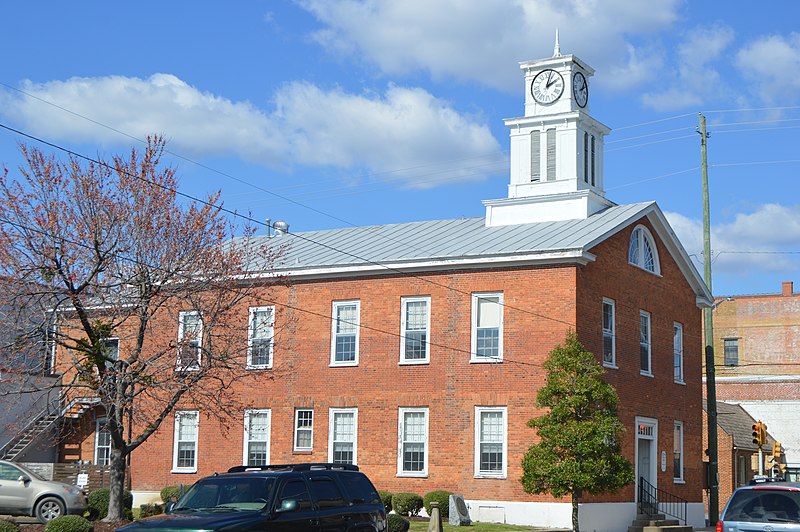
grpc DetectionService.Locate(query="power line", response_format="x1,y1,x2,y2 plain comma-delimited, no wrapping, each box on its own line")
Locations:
0,122,577,330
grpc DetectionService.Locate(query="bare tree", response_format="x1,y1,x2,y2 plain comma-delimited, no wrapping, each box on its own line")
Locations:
0,136,280,521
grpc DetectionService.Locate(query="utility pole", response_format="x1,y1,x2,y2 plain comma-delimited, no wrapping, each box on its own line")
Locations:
699,113,719,524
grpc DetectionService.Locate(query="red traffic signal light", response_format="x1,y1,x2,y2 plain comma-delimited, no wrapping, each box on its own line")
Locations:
751,422,767,447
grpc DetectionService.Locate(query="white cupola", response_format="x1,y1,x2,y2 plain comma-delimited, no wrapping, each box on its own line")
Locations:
484,33,614,226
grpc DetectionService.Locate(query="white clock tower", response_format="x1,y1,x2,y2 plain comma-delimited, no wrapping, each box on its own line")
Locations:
484,36,613,226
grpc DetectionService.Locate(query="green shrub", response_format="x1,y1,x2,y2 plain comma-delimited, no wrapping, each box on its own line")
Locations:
392,492,423,517
44,515,92,532
0,520,20,532
87,488,133,520
160,485,182,503
386,514,410,532
377,490,393,513
423,490,452,519
139,503,165,518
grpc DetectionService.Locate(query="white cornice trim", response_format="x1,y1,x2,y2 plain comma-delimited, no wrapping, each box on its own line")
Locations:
244,249,597,281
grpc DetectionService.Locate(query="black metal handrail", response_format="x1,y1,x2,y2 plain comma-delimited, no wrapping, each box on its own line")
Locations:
638,476,688,525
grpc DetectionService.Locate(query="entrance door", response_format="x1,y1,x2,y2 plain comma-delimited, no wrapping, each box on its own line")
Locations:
635,417,657,504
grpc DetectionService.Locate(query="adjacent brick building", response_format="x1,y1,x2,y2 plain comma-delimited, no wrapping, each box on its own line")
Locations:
703,280,800,487
47,49,713,530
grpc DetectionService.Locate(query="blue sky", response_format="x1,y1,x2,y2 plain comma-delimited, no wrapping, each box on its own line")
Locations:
1,0,798,297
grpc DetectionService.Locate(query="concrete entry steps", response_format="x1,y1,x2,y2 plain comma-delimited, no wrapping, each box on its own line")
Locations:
627,513,693,532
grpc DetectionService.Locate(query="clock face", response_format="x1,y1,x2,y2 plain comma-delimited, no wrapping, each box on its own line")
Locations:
531,69,564,104
572,71,588,108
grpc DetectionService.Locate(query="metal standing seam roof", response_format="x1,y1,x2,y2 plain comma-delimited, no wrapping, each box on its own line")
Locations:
237,201,657,272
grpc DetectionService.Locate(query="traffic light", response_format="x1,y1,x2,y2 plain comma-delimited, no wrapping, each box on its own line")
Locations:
772,441,783,462
751,422,767,447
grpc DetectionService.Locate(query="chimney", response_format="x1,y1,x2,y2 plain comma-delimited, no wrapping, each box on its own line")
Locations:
782,281,794,296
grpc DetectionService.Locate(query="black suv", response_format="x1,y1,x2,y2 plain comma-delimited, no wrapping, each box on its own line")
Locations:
116,463,386,532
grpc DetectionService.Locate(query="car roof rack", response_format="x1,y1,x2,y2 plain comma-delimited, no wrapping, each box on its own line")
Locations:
227,463,360,473
749,476,787,485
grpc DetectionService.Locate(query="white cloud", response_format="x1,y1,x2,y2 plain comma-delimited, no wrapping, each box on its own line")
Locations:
666,204,800,276
735,33,800,105
0,75,502,187
641,23,735,111
299,0,682,92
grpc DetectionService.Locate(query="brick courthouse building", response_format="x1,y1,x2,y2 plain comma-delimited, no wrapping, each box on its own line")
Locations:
55,49,713,530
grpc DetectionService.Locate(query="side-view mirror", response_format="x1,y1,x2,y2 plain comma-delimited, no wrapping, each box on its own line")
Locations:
164,501,176,514
276,499,298,513
18,475,30,484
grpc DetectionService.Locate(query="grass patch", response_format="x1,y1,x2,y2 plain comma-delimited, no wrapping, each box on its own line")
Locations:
408,519,536,531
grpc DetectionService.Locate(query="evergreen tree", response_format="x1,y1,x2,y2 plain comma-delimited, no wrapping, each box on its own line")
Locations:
521,333,633,532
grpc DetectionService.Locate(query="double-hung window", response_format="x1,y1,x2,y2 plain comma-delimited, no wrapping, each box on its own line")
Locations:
398,407,428,477
101,338,119,368
172,410,198,473
602,299,615,367
243,409,270,466
471,292,503,362
331,301,359,366
640,311,652,376
724,338,739,366
475,407,507,478
294,409,313,452
674,322,684,383
95,419,111,466
329,408,357,465
673,421,684,482
400,296,430,364
177,311,202,371
248,306,274,369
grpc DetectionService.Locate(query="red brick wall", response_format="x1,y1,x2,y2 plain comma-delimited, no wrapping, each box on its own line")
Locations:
58,216,702,506
577,219,704,504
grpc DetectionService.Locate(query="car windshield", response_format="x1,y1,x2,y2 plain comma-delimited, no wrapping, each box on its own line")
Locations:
724,489,800,523
174,477,275,512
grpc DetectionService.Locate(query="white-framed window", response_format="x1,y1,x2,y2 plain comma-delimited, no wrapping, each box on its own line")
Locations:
172,410,198,473
673,421,684,482
177,311,202,371
400,296,430,364
94,419,111,466
101,338,119,367
331,300,360,366
471,292,503,362
243,409,271,466
602,298,615,367
397,407,428,477
628,225,661,275
248,306,274,369
294,409,313,452
674,322,684,383
474,407,507,478
328,408,357,465
640,310,652,376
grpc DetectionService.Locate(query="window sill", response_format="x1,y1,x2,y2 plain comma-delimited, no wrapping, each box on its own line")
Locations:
674,379,686,385
628,262,663,278
470,358,503,364
399,360,430,366
293,449,313,454
640,372,654,378
603,363,618,370
246,365,272,371
397,472,428,479
673,479,685,484
329,362,359,368
474,473,506,480
171,468,197,474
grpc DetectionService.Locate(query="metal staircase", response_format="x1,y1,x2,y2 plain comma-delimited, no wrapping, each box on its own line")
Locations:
628,477,692,532
0,396,99,461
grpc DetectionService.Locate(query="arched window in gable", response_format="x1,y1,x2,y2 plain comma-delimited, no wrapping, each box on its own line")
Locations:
628,225,660,275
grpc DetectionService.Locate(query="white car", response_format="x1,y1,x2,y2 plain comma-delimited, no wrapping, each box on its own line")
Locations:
0,460,87,523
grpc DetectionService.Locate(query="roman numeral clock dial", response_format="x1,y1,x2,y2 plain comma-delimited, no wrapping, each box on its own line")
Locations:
531,69,564,104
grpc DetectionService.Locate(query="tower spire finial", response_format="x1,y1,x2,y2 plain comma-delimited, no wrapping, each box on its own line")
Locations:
553,28,561,57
